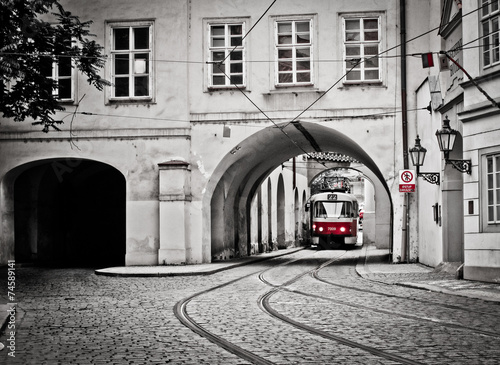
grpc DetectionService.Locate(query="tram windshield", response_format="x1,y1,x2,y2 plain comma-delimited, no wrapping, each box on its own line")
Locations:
313,201,355,218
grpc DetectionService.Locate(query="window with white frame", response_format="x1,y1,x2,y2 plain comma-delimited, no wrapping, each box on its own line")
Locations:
208,23,245,88
109,22,153,99
343,16,381,83
40,38,74,101
486,154,500,224
481,0,500,68
275,19,312,86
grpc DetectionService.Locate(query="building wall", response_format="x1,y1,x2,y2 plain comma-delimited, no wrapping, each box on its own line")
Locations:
1,0,409,266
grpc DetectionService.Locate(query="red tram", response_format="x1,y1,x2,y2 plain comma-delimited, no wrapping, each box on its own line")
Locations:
306,191,359,249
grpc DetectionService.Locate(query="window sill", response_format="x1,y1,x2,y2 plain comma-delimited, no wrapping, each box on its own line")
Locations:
107,98,155,105
339,82,385,89
264,87,322,95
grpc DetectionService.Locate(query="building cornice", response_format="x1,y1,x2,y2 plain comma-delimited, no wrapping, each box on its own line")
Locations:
0,128,191,141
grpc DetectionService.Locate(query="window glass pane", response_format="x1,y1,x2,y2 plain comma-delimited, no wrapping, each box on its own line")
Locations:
278,35,292,44
231,36,242,47
278,23,292,33
296,22,309,32
365,45,378,55
489,190,494,205
497,206,500,221
278,49,293,59
134,54,149,74
58,78,71,99
230,75,243,84
213,63,225,74
297,33,310,43
279,61,293,71
365,56,379,67
278,73,293,83
230,51,242,61
212,51,225,62
364,19,378,29
211,26,224,36
346,70,361,80
212,75,225,85
496,172,500,187
114,54,129,75
211,25,225,47
297,72,310,82
58,58,72,76
346,46,360,56
230,63,243,73
114,28,129,50
134,27,149,49
365,70,379,79
114,77,129,96
483,0,489,16
346,60,360,69
212,37,225,47
134,76,148,96
346,32,360,42
345,19,360,30
296,48,310,58
496,156,500,170
297,60,310,70
489,206,494,221
488,173,494,187
364,30,379,41
487,156,493,173
230,25,242,35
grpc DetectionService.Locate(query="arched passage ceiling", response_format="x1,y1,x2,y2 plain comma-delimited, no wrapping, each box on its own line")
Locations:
205,121,390,205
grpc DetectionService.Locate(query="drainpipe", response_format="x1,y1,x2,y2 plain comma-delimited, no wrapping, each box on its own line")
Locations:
400,0,409,262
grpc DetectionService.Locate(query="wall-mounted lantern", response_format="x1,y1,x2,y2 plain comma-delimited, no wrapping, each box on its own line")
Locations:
435,116,471,174
409,135,440,185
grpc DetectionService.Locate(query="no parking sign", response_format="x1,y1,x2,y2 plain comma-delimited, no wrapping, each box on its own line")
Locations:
399,169,416,193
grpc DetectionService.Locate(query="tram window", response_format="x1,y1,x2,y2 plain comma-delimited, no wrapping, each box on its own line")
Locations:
314,201,353,218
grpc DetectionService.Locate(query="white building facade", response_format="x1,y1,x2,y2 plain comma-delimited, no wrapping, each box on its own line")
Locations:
4,0,497,284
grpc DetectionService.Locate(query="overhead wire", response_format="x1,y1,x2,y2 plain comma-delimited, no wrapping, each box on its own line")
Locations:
4,0,494,167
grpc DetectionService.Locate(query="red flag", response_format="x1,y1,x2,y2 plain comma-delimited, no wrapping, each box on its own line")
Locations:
422,53,434,68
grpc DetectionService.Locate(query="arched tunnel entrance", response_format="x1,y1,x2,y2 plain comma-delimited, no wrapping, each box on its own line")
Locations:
205,121,393,261
12,159,125,267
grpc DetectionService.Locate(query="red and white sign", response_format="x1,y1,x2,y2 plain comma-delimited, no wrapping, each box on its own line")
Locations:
399,169,416,193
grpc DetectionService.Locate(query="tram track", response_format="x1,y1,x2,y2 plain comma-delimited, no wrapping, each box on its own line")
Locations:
257,252,425,365
174,248,499,364
173,251,321,365
314,256,499,316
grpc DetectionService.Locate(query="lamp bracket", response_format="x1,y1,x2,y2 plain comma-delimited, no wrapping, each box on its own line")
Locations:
418,172,440,185
446,159,471,174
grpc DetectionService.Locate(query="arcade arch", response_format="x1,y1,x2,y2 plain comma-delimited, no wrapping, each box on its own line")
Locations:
204,121,393,261
4,159,125,267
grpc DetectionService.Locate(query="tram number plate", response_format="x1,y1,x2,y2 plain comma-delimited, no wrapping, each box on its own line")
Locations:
327,194,338,200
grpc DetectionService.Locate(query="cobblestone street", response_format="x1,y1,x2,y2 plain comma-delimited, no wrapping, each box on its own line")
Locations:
1,245,500,364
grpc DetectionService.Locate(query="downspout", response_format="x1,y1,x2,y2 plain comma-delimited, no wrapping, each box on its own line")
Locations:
400,0,410,262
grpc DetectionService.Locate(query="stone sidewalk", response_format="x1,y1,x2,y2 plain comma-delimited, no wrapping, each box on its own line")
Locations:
356,243,500,303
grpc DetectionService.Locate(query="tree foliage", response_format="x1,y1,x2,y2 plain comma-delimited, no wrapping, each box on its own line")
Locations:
0,0,110,132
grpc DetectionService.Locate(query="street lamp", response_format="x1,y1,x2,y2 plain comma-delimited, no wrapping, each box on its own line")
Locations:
409,135,440,185
435,116,471,174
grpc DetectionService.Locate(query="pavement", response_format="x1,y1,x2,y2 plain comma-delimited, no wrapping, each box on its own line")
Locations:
2,243,500,336
94,243,500,303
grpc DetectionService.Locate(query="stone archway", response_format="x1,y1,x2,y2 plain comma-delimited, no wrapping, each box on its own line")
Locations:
204,121,393,261
8,159,125,267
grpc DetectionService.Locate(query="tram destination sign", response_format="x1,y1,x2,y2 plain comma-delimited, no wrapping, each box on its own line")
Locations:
399,169,416,193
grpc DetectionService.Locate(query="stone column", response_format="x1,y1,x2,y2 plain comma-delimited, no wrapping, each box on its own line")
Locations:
158,161,191,265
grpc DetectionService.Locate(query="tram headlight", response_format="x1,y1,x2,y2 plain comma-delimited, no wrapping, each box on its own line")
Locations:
319,227,324,232
340,226,346,233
